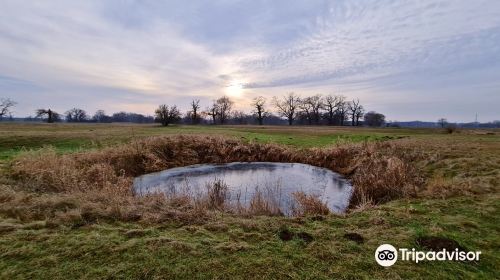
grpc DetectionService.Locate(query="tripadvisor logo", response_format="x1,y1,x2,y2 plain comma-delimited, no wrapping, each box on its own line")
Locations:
375,244,398,267
375,244,481,267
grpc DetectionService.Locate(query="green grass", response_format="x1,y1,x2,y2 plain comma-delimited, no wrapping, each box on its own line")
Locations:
1,195,498,279
0,122,443,160
0,123,499,279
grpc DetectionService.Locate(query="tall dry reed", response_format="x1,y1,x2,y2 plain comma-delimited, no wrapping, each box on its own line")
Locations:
6,135,425,224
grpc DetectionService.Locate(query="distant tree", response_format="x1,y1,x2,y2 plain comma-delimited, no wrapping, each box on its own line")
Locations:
111,112,153,123
92,110,111,123
0,98,16,118
336,96,348,126
251,96,267,125
298,103,312,125
190,99,201,124
111,111,128,122
308,95,323,125
386,121,401,128
323,95,341,125
273,92,301,125
354,105,365,126
364,111,386,127
323,95,335,125
231,110,249,125
155,105,181,126
348,99,363,126
299,94,323,125
216,96,233,124
437,118,448,128
205,100,219,124
65,108,88,122
36,109,60,123
261,113,288,125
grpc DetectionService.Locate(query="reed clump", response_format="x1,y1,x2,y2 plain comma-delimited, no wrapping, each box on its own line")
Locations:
5,135,425,224
291,191,330,216
202,179,229,211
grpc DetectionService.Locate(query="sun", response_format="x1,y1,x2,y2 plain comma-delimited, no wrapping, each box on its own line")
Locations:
225,81,244,97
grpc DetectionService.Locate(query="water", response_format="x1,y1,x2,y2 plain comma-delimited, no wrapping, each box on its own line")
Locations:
133,162,353,214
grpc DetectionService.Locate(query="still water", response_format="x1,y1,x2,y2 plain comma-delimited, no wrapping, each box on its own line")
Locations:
133,162,353,213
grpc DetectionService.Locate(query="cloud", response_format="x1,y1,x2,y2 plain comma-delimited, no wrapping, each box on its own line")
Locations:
0,0,499,121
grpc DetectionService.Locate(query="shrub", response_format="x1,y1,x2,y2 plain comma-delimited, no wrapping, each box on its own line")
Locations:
445,124,458,134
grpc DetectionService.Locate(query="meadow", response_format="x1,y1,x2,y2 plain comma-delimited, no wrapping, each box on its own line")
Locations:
0,123,499,279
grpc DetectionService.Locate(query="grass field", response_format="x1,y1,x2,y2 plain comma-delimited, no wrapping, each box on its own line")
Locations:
0,123,437,160
0,123,499,279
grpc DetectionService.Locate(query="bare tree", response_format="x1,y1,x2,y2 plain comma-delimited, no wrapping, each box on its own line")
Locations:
323,95,340,125
336,96,348,126
348,99,362,126
232,110,249,125
251,96,267,125
273,92,301,125
437,118,447,128
65,108,88,122
36,109,60,123
190,99,201,124
299,99,313,125
92,110,110,123
216,96,233,124
0,98,16,118
323,94,348,125
205,100,219,124
155,104,181,126
300,94,323,125
354,105,364,126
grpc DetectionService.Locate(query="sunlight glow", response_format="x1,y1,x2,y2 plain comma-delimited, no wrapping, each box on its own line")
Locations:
225,81,244,97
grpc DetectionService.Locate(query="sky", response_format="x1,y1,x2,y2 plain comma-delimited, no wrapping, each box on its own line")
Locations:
1,0,499,122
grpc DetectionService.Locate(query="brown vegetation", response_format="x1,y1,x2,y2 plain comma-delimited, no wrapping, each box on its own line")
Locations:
246,186,284,216
291,192,330,216
3,135,426,226
202,179,229,210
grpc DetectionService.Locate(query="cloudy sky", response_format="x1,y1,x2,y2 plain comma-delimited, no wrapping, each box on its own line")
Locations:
1,0,499,122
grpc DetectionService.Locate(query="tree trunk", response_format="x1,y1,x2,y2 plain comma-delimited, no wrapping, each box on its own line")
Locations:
48,110,53,123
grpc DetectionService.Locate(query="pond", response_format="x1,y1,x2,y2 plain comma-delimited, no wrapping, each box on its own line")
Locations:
133,162,353,214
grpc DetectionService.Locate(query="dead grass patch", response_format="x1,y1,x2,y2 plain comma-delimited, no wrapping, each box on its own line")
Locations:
4,135,427,224
291,192,330,216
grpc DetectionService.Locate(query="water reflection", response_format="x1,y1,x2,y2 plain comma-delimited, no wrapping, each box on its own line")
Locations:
133,162,353,214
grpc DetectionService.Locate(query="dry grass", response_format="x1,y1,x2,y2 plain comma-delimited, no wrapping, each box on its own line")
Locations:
291,191,330,216
349,148,425,205
4,135,427,225
246,186,284,216
201,179,229,210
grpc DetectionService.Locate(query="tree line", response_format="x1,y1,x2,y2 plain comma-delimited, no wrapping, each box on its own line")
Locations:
31,108,155,123
155,93,386,127
0,94,387,127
